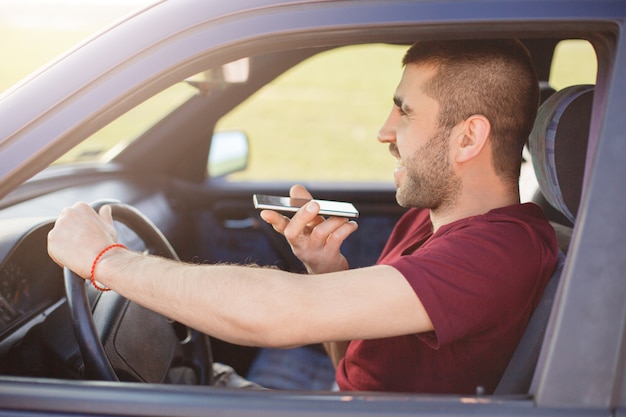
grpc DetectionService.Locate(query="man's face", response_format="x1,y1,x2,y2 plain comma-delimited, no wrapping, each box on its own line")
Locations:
378,63,461,210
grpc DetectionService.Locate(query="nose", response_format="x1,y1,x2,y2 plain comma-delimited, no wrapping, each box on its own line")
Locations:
377,108,397,144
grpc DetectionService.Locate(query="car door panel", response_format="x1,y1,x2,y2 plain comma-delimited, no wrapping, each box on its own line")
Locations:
175,182,404,272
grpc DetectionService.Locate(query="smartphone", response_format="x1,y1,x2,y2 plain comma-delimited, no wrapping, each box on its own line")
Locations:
253,194,359,219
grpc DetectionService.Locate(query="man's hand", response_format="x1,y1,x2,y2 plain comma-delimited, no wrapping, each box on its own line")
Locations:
260,184,358,274
47,202,118,279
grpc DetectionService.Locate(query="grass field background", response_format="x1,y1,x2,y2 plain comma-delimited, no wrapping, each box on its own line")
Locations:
0,5,598,182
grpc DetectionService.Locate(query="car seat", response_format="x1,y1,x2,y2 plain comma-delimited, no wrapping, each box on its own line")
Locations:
494,84,594,395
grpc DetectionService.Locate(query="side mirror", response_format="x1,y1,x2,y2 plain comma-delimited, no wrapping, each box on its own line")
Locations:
208,130,249,177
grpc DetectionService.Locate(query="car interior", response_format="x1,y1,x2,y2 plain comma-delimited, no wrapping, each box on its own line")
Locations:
0,34,598,398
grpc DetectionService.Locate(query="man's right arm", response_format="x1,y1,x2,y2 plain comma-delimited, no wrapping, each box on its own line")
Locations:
47,201,434,351
73,245,434,348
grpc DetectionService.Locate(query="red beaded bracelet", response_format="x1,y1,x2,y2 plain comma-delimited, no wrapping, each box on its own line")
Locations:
90,243,127,292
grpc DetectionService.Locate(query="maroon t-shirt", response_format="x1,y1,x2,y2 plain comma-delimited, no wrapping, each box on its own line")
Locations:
336,204,559,394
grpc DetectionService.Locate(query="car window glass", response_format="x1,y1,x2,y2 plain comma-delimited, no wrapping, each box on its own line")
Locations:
215,44,405,183
549,39,597,90
54,82,197,165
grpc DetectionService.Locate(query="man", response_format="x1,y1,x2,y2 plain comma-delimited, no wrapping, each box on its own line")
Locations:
48,39,558,395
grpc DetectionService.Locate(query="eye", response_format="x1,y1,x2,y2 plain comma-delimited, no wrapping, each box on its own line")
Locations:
392,97,407,116
395,105,407,116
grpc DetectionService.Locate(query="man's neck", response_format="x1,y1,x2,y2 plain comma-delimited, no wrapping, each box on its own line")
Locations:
429,188,519,232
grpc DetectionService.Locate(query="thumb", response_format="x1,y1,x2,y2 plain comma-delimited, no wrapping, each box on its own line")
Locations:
290,184,313,200
98,205,118,242
99,205,114,226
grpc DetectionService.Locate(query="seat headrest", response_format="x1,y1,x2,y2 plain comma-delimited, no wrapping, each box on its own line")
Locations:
529,85,594,224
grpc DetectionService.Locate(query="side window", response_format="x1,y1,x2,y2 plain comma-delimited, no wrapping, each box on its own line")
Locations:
215,44,406,183
57,83,197,164
549,40,597,89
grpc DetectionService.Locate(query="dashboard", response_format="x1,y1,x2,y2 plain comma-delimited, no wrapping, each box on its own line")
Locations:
0,219,64,341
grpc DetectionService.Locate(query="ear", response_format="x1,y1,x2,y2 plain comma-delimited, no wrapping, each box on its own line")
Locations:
454,114,491,163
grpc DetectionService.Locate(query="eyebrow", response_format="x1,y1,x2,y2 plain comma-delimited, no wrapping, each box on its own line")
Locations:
393,95,413,115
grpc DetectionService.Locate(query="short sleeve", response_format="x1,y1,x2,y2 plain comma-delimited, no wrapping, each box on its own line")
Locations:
382,209,557,348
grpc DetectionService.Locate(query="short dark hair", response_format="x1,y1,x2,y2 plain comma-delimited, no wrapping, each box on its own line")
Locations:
403,39,539,186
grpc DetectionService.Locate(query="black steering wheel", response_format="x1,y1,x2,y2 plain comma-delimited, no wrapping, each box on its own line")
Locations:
63,201,213,384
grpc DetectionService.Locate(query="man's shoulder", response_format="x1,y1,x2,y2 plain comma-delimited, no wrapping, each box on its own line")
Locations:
430,203,558,258
441,203,550,233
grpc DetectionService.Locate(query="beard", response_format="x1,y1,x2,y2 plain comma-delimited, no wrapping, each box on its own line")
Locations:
393,126,461,211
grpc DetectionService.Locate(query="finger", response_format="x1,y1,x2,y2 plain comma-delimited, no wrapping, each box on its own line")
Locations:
55,203,83,228
309,217,357,246
324,220,359,250
304,216,325,230
290,184,313,200
289,185,324,228
284,201,321,241
75,201,93,211
309,216,348,239
99,205,114,226
260,210,290,234
73,202,99,224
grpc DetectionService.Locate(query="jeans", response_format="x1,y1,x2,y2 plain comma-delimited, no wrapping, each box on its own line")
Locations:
246,346,336,390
